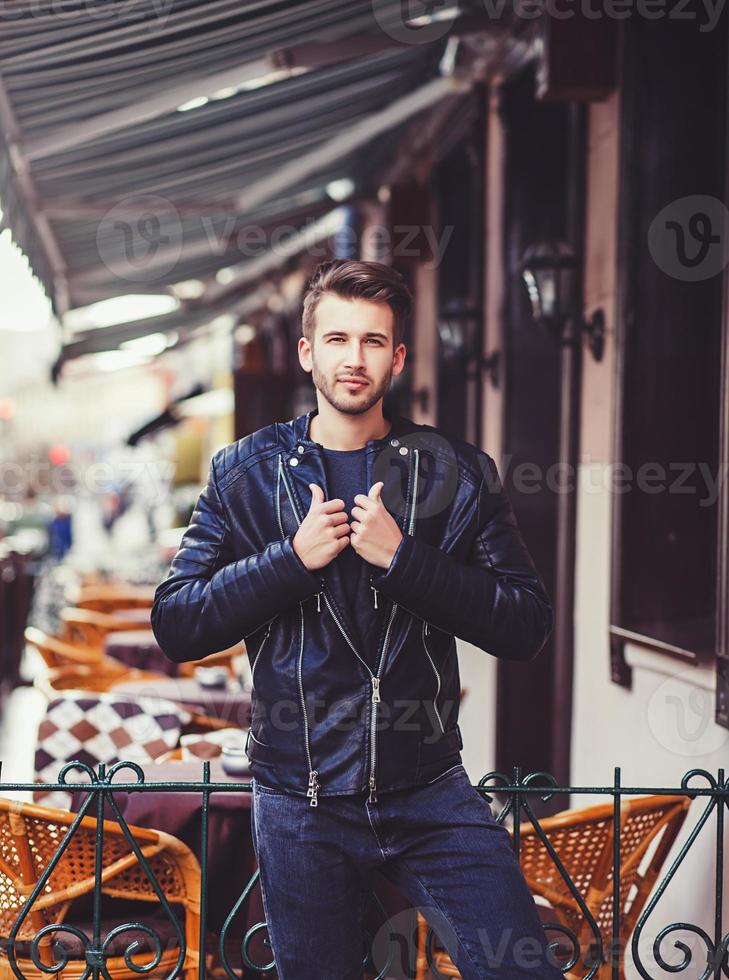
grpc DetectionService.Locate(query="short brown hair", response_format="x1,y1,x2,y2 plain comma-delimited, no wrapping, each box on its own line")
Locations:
301,259,412,348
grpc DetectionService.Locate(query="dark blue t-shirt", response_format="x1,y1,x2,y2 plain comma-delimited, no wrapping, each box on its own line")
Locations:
321,446,387,668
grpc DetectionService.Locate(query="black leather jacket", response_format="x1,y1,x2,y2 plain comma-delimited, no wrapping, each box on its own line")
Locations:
151,408,553,806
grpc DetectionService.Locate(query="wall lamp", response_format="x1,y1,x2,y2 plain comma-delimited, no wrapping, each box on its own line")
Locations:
519,240,605,362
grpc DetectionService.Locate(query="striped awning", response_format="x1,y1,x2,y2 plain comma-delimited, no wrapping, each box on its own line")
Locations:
0,1,508,360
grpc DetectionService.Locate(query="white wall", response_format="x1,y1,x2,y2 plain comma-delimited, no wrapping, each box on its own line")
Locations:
573,92,729,974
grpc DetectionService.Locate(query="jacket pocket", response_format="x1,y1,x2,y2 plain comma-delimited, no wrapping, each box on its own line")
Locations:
245,726,277,765
415,722,463,777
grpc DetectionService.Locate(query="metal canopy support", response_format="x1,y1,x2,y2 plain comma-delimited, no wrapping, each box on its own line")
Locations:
21,15,506,164
0,74,69,314
23,57,275,162
232,73,471,214
71,74,470,290
57,206,345,365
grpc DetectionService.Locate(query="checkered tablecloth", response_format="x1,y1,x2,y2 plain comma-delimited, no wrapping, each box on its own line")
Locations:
34,691,191,807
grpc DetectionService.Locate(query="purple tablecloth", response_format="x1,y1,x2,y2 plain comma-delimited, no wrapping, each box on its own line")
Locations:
112,676,252,726
69,760,414,978
105,628,179,676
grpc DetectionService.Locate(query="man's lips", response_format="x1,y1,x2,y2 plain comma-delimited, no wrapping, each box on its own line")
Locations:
338,378,369,388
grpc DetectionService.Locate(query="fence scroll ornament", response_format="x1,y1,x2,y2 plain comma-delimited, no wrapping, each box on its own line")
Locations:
0,762,724,979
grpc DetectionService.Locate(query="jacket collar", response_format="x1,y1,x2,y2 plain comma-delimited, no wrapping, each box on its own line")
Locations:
291,405,416,450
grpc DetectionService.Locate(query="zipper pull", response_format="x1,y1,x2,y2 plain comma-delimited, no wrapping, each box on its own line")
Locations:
371,585,378,609
316,592,322,612
371,676,381,703
307,769,319,807
425,622,430,635
368,774,378,804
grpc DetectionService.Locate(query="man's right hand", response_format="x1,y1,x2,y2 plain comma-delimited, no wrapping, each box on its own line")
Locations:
293,484,350,571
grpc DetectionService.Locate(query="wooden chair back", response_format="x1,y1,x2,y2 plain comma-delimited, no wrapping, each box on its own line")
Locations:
0,796,200,978
74,586,155,614
24,627,100,671
59,608,146,651
416,793,691,979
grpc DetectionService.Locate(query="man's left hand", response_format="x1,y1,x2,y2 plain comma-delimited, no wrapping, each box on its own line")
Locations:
350,482,403,569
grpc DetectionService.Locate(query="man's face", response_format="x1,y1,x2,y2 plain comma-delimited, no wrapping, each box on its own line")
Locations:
298,293,406,415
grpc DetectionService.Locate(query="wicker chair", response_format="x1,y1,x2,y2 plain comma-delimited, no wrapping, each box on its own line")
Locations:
415,793,691,980
35,662,167,698
51,616,246,682
25,627,103,672
59,608,149,651
0,796,201,978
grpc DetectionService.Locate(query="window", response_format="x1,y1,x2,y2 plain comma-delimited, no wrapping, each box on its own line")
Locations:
611,16,727,688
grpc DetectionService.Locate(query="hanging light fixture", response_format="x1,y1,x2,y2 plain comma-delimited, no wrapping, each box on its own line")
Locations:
519,240,605,362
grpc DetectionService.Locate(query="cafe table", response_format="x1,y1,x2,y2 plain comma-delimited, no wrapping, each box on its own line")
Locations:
69,759,417,978
112,675,252,727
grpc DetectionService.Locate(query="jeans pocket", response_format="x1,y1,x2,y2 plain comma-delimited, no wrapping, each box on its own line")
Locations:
425,763,465,786
252,776,291,797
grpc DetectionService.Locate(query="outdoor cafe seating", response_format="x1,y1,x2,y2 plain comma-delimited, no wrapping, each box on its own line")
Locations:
25,624,251,724
415,793,692,980
72,584,156,615
0,797,201,979
9,586,690,980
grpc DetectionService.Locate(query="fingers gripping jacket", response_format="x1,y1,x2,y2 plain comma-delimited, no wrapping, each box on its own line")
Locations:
151,454,321,664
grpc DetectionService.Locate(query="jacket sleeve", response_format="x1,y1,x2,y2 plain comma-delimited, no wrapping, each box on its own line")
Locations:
370,453,553,662
151,451,322,664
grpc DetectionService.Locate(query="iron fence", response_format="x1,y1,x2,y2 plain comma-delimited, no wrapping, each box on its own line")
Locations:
0,762,725,979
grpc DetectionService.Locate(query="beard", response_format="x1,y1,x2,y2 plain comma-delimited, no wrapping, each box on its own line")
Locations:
311,358,392,416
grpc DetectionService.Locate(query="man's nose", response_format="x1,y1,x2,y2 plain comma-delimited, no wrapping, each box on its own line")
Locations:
342,341,365,369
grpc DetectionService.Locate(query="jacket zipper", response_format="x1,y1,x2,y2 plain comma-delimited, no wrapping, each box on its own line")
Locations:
367,447,419,801
298,602,319,806
367,602,398,802
278,455,324,609
277,449,419,805
370,446,420,608
422,621,445,735
277,455,321,804
250,621,273,690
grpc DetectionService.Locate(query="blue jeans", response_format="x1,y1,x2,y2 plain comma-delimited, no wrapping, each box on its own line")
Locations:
250,763,564,979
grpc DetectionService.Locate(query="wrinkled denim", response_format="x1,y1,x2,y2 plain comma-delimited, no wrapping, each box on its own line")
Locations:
251,763,564,979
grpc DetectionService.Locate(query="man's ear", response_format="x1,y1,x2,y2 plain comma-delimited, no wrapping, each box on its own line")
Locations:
298,336,313,374
392,342,407,378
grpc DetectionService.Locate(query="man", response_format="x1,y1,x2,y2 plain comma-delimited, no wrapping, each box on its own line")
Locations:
152,259,561,979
